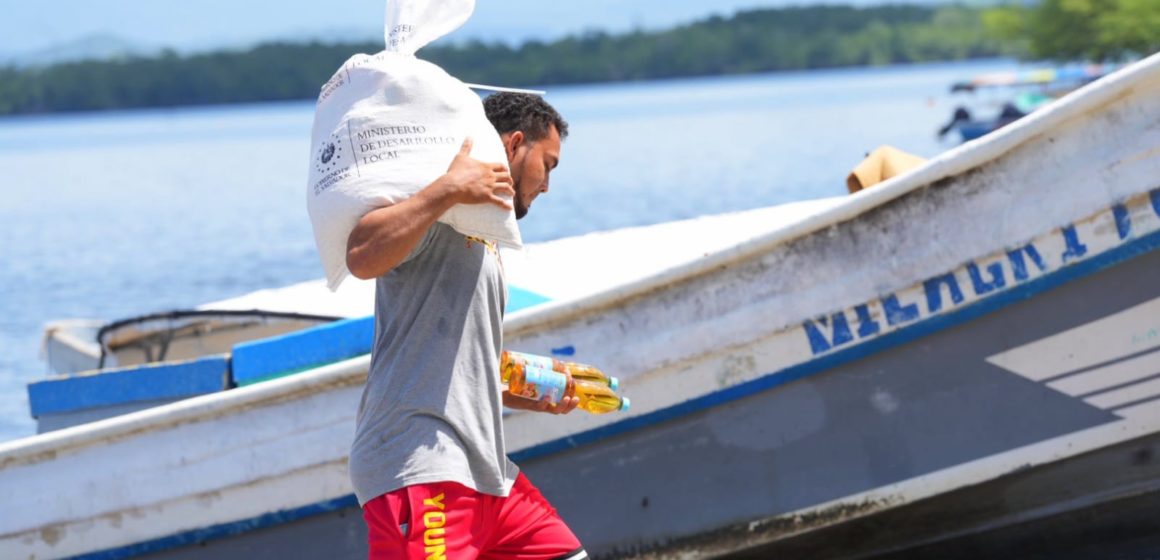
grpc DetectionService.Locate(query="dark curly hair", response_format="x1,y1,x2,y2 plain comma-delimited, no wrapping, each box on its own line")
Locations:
483,92,569,142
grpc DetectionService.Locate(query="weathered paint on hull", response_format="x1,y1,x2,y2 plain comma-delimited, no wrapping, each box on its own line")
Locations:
522,246,1160,558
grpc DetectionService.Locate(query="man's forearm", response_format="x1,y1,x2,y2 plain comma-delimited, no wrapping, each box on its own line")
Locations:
345,178,456,280
346,137,513,280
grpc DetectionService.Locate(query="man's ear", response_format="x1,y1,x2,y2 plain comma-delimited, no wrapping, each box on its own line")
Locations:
502,130,525,161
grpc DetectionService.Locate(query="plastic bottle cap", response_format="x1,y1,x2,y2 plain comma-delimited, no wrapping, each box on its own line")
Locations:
619,396,631,412
609,377,620,391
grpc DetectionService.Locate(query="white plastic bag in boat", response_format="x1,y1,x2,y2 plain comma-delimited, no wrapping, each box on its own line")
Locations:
306,0,521,291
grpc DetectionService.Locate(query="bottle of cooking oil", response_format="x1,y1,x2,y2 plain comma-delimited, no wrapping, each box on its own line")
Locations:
501,350,619,391
504,353,630,415
573,379,631,414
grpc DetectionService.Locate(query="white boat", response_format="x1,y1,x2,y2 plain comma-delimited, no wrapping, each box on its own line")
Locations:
3,51,1160,559
42,311,342,376
29,197,843,434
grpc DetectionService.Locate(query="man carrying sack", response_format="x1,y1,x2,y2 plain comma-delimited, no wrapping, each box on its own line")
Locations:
347,92,586,560
305,2,588,558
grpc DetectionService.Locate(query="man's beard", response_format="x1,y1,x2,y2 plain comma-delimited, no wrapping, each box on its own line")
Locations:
513,179,529,219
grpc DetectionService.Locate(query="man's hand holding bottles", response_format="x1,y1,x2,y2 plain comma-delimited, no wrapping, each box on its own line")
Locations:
500,350,630,415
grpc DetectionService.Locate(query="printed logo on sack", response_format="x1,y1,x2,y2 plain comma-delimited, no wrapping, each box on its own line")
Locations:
315,131,345,175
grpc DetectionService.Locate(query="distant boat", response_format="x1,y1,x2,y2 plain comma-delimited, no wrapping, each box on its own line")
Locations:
947,63,1121,93
939,91,1051,141
43,310,340,377
3,52,1160,559
939,62,1120,142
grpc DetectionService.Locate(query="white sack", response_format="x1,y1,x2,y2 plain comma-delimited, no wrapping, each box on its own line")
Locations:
306,0,521,291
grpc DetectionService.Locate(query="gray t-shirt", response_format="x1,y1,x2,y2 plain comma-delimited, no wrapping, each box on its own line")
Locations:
349,222,518,506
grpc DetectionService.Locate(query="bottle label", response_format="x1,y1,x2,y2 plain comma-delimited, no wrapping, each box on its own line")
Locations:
516,364,567,405
522,353,555,372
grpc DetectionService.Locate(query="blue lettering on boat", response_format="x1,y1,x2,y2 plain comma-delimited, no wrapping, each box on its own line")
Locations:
1113,204,1132,240
803,312,855,354
803,238,1053,356
801,189,1160,356
1007,244,1048,282
1060,225,1088,263
853,304,880,338
882,294,920,327
923,273,965,313
551,346,576,356
967,261,1006,296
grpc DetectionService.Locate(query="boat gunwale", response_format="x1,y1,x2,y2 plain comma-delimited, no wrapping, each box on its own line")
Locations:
96,309,343,348
0,356,369,468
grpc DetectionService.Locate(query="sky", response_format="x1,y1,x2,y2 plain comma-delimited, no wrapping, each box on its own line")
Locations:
0,0,930,57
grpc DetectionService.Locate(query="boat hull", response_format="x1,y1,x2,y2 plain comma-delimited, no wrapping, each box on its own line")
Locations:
106,238,1160,560
521,246,1160,558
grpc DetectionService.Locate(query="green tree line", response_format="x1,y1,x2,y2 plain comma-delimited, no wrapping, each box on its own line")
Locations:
983,0,1159,61
0,4,1046,115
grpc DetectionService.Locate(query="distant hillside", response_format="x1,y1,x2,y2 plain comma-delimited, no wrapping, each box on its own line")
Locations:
0,4,1018,116
2,34,160,69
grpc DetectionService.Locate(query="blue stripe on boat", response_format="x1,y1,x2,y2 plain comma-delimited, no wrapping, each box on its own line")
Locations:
27,285,554,421
509,285,553,312
231,316,375,386
71,495,360,560
229,285,551,386
27,356,229,418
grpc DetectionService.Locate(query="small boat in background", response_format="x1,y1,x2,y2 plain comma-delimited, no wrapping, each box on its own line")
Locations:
938,62,1121,142
43,310,341,376
948,63,1122,93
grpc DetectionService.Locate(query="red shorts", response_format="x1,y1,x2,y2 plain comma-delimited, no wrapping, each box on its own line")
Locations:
363,473,586,560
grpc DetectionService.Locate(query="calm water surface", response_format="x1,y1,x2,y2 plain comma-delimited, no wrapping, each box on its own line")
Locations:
0,59,1022,441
